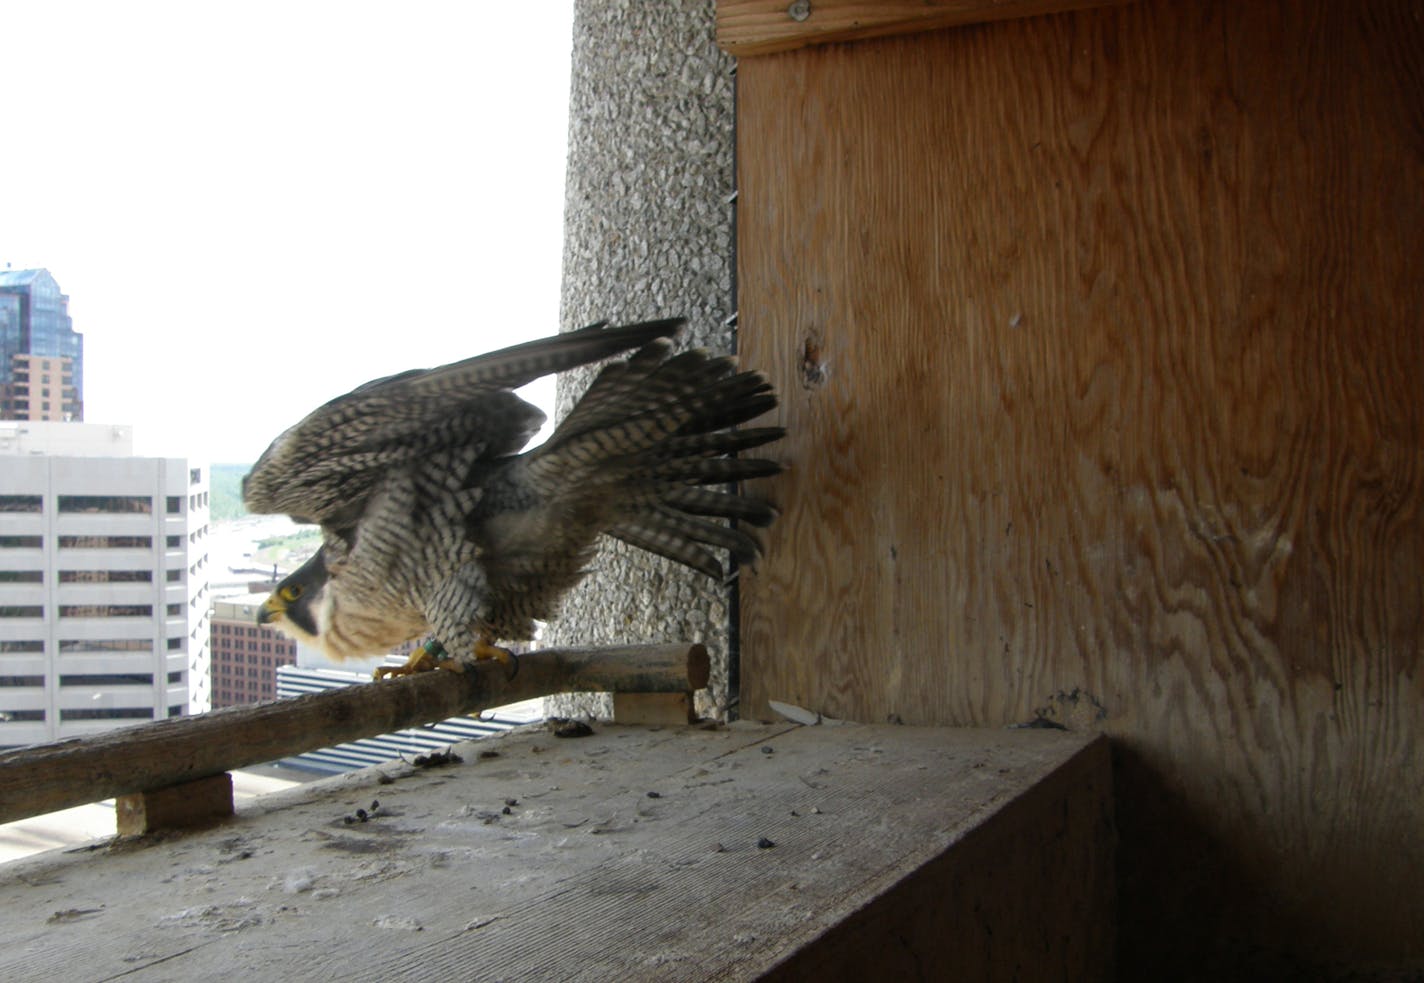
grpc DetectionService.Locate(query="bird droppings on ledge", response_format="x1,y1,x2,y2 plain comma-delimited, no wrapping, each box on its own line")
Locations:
342,801,381,825
373,914,423,932
0,722,1108,982
549,717,596,739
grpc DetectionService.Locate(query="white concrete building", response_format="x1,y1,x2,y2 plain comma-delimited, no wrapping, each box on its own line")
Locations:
0,420,132,457
0,430,210,747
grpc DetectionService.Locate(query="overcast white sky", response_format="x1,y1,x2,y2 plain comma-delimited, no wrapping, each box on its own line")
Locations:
1,1,575,464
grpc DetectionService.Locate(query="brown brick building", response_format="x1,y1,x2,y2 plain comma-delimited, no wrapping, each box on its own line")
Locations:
209,593,297,708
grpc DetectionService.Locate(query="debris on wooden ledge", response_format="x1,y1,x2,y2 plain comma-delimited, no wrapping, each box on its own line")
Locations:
0,721,1113,981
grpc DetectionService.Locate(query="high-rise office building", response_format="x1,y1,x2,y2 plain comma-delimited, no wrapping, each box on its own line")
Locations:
0,422,210,747
0,269,84,421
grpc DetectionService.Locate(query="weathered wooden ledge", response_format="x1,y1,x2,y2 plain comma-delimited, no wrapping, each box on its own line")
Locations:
0,643,708,826
0,721,1114,981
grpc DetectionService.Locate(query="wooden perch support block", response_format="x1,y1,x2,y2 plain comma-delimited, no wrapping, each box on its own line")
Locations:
116,773,235,836
0,642,708,825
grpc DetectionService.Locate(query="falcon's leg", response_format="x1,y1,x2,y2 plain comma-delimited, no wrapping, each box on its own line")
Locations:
373,638,463,679
474,633,519,678
419,564,518,677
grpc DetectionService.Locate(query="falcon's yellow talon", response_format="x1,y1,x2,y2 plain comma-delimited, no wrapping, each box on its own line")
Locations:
373,640,460,679
474,637,514,664
474,636,519,679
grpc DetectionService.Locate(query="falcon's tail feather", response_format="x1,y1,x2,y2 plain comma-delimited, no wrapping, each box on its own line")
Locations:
527,331,784,579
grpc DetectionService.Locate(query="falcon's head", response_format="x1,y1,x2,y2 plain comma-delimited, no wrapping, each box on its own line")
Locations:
257,550,329,645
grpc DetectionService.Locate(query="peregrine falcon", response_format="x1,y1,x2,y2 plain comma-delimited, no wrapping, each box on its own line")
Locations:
244,319,783,674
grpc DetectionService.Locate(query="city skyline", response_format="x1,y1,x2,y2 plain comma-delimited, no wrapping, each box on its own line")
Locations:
0,2,575,465
0,269,84,422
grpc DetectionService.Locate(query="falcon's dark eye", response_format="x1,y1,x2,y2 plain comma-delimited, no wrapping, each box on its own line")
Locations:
281,584,304,602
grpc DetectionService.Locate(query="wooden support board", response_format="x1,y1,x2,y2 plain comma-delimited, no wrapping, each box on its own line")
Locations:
116,773,234,836
0,723,1111,982
717,0,1137,57
612,692,698,726
734,0,1424,974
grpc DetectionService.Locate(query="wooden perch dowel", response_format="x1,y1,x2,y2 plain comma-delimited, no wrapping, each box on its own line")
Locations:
0,642,708,826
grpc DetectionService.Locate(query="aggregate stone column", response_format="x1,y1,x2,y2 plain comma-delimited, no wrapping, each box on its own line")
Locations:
547,0,739,718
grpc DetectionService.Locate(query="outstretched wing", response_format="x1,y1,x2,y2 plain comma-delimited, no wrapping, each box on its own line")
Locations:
242,319,684,526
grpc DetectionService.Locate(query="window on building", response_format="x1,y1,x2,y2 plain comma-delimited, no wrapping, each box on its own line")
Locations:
0,571,42,584
0,676,45,687
167,637,182,650
58,495,152,514
0,536,42,548
59,604,154,618
190,468,202,486
60,535,153,549
59,638,152,653
166,535,182,549
167,569,181,582
0,495,42,513
166,496,182,514
60,707,154,721
0,709,45,722
59,570,153,583
168,705,184,718
0,606,43,618
60,673,154,687
0,640,44,653
167,671,183,684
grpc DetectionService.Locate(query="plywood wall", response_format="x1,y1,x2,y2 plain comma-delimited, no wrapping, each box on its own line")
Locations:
734,0,1424,974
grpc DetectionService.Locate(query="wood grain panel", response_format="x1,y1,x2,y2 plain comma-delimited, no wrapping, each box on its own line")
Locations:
736,0,1424,972
716,0,1136,57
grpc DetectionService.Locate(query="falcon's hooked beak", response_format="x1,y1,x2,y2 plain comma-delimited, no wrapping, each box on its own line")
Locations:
257,594,285,626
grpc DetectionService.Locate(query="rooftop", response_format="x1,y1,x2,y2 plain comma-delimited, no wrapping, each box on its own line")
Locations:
0,268,46,289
